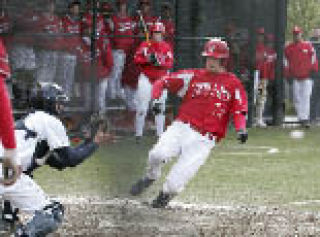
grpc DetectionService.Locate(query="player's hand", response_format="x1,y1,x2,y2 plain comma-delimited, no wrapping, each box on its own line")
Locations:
237,129,248,144
152,80,165,99
1,156,22,186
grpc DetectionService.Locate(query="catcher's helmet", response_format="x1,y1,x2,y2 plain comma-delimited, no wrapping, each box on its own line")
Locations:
30,82,69,115
202,38,229,59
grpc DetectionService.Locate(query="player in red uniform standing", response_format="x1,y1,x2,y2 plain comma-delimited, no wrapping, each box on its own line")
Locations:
77,17,113,113
59,0,82,97
284,26,318,128
107,0,136,104
258,33,277,125
82,0,105,38
0,38,20,186
121,0,157,106
254,27,268,127
130,38,248,208
134,22,174,140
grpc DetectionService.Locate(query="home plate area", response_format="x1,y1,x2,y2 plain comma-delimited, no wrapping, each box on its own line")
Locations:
54,196,320,236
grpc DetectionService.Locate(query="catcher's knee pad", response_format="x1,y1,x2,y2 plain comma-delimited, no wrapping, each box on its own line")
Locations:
15,201,64,237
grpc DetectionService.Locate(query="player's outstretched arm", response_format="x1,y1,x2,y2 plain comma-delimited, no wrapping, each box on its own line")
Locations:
232,81,248,144
46,129,113,170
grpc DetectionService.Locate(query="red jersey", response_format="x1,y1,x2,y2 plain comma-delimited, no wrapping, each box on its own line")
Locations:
284,40,318,79
62,14,81,54
262,46,276,80
77,37,113,80
161,19,175,50
134,40,174,83
0,39,15,149
35,14,63,51
161,69,247,141
82,12,105,37
109,15,136,52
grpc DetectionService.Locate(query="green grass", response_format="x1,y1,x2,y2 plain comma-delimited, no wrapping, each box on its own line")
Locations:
34,127,320,209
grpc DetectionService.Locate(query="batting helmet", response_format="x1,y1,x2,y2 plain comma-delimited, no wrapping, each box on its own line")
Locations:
202,38,229,59
293,26,303,34
150,22,165,34
30,82,69,115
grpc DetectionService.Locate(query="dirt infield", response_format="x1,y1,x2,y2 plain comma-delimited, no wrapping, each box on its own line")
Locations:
50,196,320,236
1,196,320,236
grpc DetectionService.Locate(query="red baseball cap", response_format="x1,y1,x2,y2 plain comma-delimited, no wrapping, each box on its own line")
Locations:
293,26,303,34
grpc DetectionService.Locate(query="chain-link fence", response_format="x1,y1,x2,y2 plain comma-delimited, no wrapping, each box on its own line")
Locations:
1,0,305,133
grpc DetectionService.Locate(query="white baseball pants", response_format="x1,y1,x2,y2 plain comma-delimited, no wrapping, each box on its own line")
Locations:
135,73,167,137
124,86,136,111
146,121,216,194
0,167,50,213
109,50,126,99
293,79,313,121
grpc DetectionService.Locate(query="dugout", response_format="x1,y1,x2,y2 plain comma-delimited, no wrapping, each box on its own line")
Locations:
1,0,287,126
174,0,287,126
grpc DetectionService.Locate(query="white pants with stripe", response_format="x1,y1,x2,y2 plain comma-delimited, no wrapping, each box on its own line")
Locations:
0,167,50,213
293,79,313,121
135,73,167,137
109,50,126,99
146,121,215,194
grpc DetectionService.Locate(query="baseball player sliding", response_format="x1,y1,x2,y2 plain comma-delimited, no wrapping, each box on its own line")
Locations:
130,38,248,208
134,22,174,141
0,82,111,236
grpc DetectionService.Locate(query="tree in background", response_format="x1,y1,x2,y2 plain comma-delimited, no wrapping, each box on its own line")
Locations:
287,0,320,39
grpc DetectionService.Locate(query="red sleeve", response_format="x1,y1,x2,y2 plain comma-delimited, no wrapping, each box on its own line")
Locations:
134,42,150,65
0,76,16,149
158,45,174,69
231,79,248,131
104,40,113,75
0,39,10,78
162,70,194,94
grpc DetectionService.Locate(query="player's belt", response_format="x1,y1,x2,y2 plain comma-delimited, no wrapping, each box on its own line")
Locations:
181,121,216,140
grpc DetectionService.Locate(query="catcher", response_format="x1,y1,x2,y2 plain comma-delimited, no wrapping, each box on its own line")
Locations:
1,82,112,236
